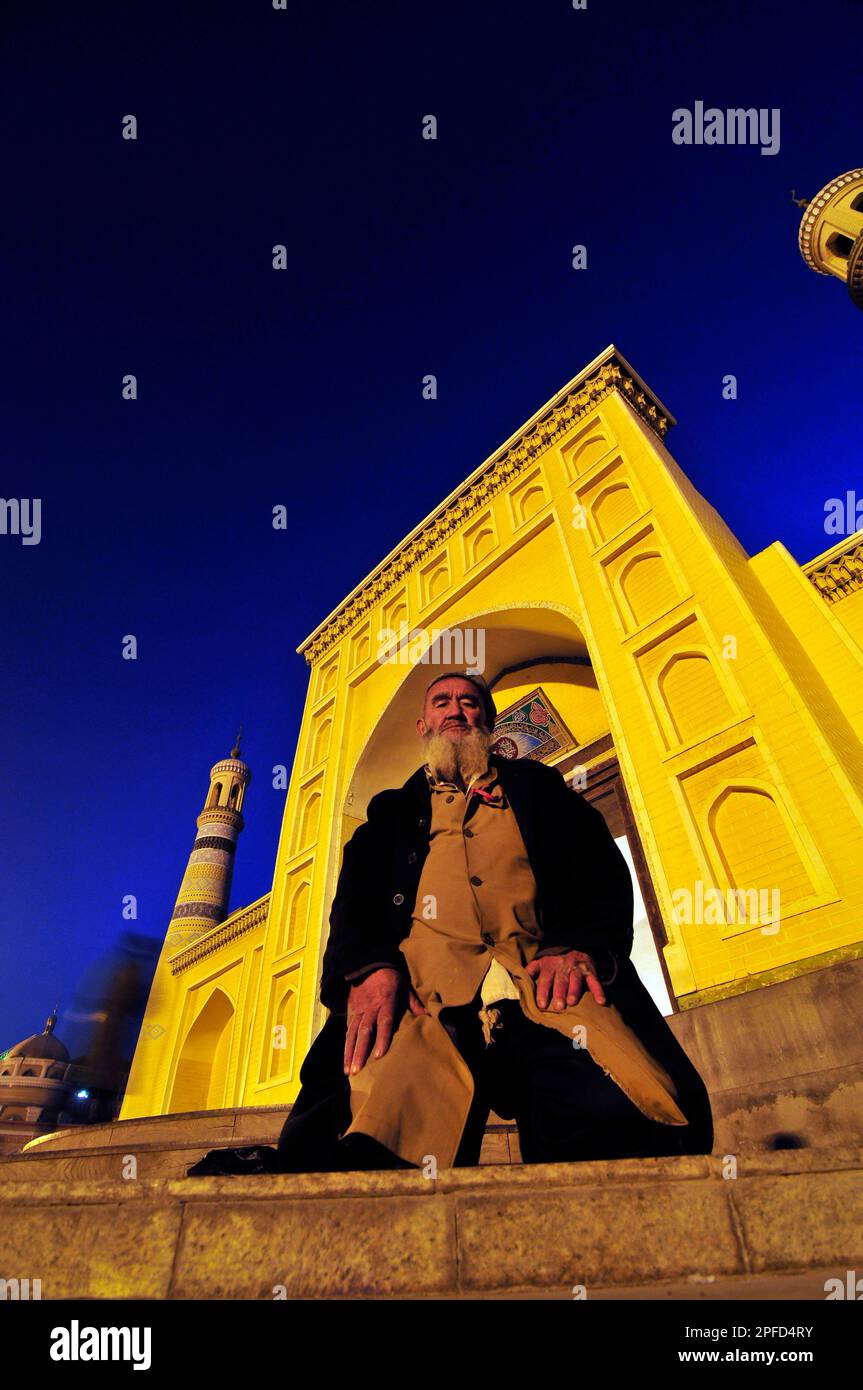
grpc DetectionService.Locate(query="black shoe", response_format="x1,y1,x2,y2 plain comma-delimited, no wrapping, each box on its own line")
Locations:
185,1145,282,1177
336,1133,416,1170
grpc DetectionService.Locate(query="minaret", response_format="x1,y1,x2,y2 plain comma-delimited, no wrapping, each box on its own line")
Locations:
166,729,252,948
797,168,863,309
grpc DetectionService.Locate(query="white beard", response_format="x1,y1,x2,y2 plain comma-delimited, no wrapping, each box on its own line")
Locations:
422,725,493,785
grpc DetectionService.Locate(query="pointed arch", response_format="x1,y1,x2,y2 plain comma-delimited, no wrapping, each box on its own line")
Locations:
168,987,235,1113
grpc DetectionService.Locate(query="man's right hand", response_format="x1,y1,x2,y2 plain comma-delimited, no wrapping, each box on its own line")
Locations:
344,967,429,1075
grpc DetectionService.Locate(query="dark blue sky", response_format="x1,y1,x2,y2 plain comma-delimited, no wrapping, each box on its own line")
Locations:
2,0,861,1050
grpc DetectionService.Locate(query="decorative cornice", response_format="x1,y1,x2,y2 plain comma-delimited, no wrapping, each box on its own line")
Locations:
168,894,270,975
798,168,863,273
0,1073,74,1088
196,808,244,832
804,530,863,604
298,349,674,666
210,758,251,781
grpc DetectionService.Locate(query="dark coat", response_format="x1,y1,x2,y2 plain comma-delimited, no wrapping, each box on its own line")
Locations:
292,754,712,1149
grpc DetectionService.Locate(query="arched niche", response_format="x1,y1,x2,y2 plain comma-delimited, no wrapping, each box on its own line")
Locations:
168,987,235,1114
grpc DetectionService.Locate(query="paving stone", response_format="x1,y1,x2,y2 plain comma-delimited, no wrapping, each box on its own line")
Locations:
172,1193,456,1298
732,1168,863,1272
0,1200,181,1299
455,1177,742,1292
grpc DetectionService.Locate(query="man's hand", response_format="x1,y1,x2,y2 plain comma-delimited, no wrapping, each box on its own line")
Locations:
344,967,429,1076
525,950,607,1010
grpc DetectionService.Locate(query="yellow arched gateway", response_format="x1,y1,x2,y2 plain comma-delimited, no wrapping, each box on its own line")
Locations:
121,345,863,1154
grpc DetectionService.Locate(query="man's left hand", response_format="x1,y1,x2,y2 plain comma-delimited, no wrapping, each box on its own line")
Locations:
525,950,607,1010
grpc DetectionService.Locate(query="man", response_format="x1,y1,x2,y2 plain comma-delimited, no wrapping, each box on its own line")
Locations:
188,671,712,1177
280,668,713,1172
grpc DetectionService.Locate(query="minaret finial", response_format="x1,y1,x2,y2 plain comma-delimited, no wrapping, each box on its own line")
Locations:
44,1006,59,1035
231,724,244,759
790,188,809,210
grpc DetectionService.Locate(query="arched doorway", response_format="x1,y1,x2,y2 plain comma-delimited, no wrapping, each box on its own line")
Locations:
341,605,675,1015
168,988,234,1113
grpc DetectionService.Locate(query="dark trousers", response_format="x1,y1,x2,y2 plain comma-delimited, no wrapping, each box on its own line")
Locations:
448,998,711,1165
276,995,712,1172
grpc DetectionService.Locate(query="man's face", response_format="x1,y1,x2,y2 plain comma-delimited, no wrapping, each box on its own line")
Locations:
416,678,487,739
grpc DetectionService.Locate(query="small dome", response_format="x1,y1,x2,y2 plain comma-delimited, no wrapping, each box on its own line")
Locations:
6,1010,70,1063
7,1033,70,1062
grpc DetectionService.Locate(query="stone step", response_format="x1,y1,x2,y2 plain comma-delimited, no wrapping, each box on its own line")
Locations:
20,1104,522,1156
0,1124,519,1183
17,1103,295,1154
0,1137,278,1182
9,1103,522,1173
0,1146,860,1300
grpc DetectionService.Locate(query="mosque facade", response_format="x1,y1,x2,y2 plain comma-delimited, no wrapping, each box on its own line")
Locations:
116,333,863,1150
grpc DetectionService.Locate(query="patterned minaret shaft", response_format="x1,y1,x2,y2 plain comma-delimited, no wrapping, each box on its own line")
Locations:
168,732,251,945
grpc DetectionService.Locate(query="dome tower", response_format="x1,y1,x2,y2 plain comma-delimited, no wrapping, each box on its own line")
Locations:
797,167,863,309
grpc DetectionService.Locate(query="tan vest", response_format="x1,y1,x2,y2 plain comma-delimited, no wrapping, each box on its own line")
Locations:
344,762,688,1168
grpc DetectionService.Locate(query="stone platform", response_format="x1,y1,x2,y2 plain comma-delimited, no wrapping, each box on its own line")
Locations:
1,1108,861,1299
2,1102,522,1177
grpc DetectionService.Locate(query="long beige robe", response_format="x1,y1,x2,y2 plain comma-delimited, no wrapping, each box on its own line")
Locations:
343,763,688,1168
